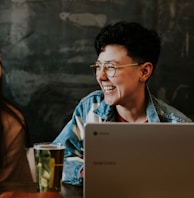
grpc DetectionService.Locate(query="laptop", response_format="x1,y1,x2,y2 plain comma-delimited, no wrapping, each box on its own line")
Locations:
84,123,194,198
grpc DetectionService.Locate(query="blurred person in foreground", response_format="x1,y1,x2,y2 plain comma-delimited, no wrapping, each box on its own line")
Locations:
53,21,192,186
0,58,33,185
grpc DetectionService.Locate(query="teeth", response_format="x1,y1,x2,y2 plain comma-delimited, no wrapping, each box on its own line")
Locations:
103,86,115,91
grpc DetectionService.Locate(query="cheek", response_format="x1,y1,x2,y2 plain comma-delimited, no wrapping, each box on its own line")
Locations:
125,71,140,83
115,74,130,85
117,74,140,91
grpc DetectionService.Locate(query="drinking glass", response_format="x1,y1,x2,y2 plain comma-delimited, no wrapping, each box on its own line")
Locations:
33,142,65,192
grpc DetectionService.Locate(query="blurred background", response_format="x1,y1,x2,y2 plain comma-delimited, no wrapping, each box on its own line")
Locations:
0,0,194,145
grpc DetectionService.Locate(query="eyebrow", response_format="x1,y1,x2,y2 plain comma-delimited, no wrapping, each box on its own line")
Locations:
96,60,119,64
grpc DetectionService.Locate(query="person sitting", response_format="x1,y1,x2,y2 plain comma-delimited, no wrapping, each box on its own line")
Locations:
53,21,192,186
0,59,33,185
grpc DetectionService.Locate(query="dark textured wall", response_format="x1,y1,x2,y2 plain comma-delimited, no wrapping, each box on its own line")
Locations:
0,0,194,145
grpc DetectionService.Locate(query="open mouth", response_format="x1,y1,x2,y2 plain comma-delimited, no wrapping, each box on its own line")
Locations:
103,85,116,92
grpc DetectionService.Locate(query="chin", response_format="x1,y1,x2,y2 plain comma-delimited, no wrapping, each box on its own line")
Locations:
105,99,116,106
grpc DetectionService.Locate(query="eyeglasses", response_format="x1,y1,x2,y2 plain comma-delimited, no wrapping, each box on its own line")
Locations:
90,62,140,77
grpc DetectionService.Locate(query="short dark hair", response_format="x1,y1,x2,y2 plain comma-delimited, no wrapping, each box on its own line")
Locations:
94,21,161,70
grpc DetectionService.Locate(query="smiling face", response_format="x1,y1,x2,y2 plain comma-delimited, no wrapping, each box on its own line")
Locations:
96,44,152,107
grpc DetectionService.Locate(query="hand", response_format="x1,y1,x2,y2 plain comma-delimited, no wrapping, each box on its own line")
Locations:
80,169,85,178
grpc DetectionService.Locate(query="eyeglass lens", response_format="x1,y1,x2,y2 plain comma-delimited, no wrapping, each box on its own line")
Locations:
94,62,116,77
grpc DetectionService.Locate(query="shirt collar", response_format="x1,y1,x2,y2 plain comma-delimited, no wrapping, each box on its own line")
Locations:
94,86,160,122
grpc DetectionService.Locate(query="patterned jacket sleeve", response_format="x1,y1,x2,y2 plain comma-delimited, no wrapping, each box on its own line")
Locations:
53,101,85,186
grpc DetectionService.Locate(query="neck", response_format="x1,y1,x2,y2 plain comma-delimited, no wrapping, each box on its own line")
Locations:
116,93,147,123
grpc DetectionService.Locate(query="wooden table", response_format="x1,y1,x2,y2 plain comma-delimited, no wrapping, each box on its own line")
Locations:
61,184,83,198
0,182,83,198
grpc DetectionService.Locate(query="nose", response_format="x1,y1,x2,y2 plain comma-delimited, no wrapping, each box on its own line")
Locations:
97,67,108,80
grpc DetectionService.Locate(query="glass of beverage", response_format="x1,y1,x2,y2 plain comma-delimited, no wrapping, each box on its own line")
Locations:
33,142,65,192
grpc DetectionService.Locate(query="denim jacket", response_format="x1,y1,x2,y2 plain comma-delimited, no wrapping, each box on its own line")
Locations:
53,87,192,186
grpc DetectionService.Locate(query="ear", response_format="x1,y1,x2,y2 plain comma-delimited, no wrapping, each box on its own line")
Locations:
139,62,153,82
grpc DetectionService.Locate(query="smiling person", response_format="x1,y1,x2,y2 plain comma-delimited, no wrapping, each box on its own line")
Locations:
53,21,192,186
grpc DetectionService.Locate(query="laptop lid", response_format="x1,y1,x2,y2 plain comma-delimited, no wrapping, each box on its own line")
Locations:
84,123,194,198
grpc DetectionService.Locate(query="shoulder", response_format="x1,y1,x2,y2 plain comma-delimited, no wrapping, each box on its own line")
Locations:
71,90,104,121
78,90,104,107
2,103,25,134
151,96,192,122
81,90,104,101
